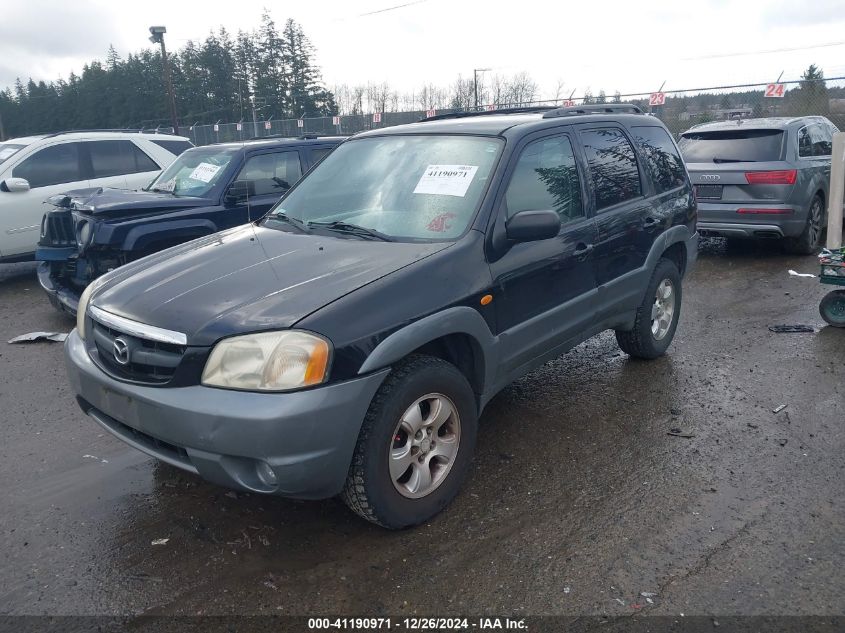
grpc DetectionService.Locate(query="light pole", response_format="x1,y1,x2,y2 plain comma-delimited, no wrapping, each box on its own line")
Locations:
473,68,491,110
149,26,179,135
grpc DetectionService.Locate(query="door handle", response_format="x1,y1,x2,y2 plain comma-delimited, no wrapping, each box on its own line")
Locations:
573,243,594,258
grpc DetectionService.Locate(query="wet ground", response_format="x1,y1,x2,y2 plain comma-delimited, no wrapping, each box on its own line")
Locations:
0,240,843,619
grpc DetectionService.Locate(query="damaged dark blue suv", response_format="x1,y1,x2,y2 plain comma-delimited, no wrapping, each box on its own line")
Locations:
64,105,697,529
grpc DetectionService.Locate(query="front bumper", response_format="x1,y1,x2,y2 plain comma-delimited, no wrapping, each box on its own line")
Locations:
696,202,806,238
64,329,390,499
37,262,80,316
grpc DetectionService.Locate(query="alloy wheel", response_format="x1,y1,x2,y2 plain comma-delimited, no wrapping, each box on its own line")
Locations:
651,279,676,340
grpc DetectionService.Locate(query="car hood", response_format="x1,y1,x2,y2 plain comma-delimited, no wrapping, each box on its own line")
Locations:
50,187,210,219
90,224,452,346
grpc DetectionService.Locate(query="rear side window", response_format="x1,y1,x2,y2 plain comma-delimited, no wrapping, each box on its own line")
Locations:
87,140,159,178
309,147,334,164
505,134,583,224
678,129,784,163
631,126,687,194
0,143,27,166
237,151,303,196
580,128,642,211
13,143,84,188
150,139,194,156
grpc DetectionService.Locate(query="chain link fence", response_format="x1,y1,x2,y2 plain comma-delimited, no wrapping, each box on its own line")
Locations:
184,77,845,145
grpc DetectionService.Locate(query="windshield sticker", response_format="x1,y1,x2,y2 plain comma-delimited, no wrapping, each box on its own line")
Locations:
157,178,176,192
413,165,479,197
0,148,18,160
189,162,222,183
426,212,456,232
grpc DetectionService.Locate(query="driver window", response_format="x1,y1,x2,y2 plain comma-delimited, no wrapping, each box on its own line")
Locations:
505,135,584,224
237,152,302,196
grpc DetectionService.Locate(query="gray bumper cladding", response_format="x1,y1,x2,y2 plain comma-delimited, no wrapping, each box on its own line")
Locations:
64,330,389,499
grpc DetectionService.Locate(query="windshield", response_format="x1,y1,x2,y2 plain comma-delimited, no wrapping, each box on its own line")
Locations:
265,135,503,241
0,143,27,166
678,129,784,163
146,147,237,196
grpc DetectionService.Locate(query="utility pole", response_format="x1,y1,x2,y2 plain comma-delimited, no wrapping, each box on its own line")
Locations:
149,26,179,135
473,68,491,110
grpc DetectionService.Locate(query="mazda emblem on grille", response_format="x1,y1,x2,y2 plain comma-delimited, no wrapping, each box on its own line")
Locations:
113,337,130,365
701,174,721,182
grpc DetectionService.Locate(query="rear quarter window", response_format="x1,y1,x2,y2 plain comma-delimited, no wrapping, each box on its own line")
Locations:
678,129,785,163
631,126,687,194
150,139,194,156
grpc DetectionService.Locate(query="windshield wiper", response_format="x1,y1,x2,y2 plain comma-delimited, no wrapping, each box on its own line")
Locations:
712,158,757,163
265,212,311,234
308,221,393,242
148,187,177,194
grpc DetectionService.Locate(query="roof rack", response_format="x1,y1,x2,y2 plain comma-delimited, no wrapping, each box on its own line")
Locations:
420,106,556,122
542,103,643,118
40,128,176,139
245,133,339,141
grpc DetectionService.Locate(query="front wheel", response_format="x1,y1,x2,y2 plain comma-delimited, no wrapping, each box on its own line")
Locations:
820,289,845,327
615,258,682,359
341,355,478,529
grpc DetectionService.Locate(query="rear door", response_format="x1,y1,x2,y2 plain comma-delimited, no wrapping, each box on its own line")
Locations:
488,129,599,375
576,125,653,317
3,141,90,257
84,140,162,191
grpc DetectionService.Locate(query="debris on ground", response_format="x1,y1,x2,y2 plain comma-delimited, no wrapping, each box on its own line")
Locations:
151,538,170,546
768,324,815,333
640,591,658,598
773,404,787,414
747,422,759,429
563,586,571,594
8,331,69,344
82,454,108,464
787,269,816,278
778,439,788,447
668,428,695,438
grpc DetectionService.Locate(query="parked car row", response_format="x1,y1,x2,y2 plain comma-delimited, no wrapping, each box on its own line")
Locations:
1,108,838,528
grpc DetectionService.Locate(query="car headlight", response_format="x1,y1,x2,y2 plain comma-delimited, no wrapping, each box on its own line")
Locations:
76,275,109,340
77,220,93,249
202,331,331,392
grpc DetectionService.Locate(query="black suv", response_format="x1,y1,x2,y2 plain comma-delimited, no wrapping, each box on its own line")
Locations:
36,136,343,314
64,105,697,529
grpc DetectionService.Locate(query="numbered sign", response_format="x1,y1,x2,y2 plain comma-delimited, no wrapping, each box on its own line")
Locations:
297,119,304,128
562,100,575,107
426,109,436,118
649,92,666,106
213,124,219,132
372,112,382,124
264,121,271,130
332,116,341,126
765,83,785,98
485,104,496,111
236,122,242,131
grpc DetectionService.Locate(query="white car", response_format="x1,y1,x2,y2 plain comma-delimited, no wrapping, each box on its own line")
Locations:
0,131,192,262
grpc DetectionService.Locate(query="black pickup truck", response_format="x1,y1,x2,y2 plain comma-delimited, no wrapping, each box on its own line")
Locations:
36,136,343,314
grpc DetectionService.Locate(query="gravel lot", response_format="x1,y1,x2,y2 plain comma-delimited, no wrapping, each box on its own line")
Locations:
0,240,843,623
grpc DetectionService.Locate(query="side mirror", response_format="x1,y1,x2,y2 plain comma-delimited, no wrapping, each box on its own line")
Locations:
2,177,30,192
225,180,253,203
505,209,561,242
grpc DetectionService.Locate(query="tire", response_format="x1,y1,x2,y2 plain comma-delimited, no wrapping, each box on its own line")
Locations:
819,290,845,327
341,354,478,529
615,258,682,360
785,195,824,255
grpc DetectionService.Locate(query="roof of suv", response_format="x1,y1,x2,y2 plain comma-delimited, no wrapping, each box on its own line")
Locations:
211,136,346,151
684,116,828,134
354,107,661,138
5,131,190,144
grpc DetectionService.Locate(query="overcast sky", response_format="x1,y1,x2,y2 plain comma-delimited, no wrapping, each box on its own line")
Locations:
2,0,845,100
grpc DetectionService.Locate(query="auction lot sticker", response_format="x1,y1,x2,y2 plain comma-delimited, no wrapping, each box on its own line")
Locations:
414,165,478,197
189,162,221,183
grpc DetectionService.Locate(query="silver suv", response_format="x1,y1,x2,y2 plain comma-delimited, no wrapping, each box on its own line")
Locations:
679,116,838,254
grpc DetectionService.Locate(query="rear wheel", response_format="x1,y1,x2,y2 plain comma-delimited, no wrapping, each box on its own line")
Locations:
785,195,824,255
819,290,845,327
615,258,682,359
341,355,477,529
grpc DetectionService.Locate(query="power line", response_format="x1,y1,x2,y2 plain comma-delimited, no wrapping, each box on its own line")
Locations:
356,0,428,17
682,40,845,61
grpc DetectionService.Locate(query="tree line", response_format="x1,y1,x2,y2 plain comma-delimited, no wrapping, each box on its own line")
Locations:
0,12,337,138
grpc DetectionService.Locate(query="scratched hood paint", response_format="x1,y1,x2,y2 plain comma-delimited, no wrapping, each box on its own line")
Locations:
90,224,450,346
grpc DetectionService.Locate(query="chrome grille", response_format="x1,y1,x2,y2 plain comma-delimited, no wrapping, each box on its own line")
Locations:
91,320,186,384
